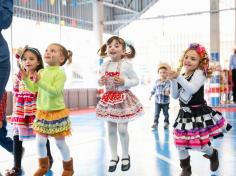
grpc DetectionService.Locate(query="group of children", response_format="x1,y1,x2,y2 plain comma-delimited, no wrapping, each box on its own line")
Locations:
1,43,74,176
0,36,232,176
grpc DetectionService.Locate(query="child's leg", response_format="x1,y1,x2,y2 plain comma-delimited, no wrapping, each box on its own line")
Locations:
55,138,73,176
0,118,13,153
178,149,189,160
34,134,49,176
154,103,161,124
202,145,219,171
118,123,129,159
13,135,23,169
107,122,118,160
118,123,130,171
36,134,48,158
178,149,191,176
162,103,169,124
5,135,23,176
46,139,54,168
55,138,70,161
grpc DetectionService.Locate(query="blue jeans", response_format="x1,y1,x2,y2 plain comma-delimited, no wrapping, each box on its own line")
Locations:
154,103,169,124
0,58,10,100
0,117,13,153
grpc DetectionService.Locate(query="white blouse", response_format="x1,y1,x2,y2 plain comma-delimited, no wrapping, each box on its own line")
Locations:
170,69,206,104
99,59,139,91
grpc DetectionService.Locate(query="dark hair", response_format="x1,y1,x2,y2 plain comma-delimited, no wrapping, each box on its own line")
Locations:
21,47,44,71
97,36,135,59
50,43,73,66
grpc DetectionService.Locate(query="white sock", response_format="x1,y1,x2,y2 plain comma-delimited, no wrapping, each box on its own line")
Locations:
108,122,118,166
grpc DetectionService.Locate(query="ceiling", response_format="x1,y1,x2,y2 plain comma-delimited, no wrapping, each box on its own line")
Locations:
13,0,159,34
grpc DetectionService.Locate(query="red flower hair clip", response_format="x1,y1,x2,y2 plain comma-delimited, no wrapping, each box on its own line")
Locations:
189,43,206,59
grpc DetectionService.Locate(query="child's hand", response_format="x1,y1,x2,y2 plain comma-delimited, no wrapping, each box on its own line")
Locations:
114,76,124,86
31,71,40,83
164,89,170,95
15,47,26,59
167,70,179,80
20,68,28,79
0,121,2,128
99,76,106,85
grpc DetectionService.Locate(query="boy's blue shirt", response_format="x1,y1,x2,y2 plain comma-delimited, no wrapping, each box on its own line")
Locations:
151,79,171,104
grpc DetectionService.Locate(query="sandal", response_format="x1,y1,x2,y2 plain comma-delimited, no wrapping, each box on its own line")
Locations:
108,156,119,172
121,155,130,171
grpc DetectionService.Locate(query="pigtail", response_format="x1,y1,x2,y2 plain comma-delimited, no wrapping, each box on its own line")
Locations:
125,44,136,59
97,44,107,58
67,50,73,64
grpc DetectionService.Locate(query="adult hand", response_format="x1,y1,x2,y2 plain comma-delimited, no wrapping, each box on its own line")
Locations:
0,121,3,128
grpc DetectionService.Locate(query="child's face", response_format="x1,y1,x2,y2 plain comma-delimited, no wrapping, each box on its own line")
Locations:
183,50,200,73
44,44,64,66
158,68,168,79
107,39,125,61
21,51,40,72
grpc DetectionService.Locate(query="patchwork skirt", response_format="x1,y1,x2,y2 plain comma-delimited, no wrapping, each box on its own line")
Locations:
173,105,232,150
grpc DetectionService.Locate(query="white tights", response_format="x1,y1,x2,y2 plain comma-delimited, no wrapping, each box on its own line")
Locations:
36,134,71,161
108,122,129,161
178,145,214,160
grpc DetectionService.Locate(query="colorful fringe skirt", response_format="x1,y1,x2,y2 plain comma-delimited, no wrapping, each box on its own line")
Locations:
33,108,71,138
11,93,36,140
173,105,232,150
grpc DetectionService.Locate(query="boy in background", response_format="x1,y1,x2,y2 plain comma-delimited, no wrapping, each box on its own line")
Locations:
149,63,171,129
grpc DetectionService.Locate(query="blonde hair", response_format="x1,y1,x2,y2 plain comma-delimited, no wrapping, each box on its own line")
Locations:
178,43,212,77
51,43,73,66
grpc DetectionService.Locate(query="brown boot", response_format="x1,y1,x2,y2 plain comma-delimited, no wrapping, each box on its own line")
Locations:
180,156,192,176
62,158,74,176
34,157,49,176
203,148,219,171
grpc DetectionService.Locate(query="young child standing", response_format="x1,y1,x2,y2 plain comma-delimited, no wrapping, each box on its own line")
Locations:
96,36,143,172
167,43,232,176
149,63,171,129
22,43,73,176
6,47,53,176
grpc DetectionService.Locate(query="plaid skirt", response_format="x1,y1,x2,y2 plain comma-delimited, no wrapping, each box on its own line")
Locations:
173,105,232,150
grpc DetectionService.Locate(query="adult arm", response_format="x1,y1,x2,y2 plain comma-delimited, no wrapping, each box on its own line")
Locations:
0,0,13,29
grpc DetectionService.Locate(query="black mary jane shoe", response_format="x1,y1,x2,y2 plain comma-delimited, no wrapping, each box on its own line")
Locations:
108,156,119,172
121,155,130,171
